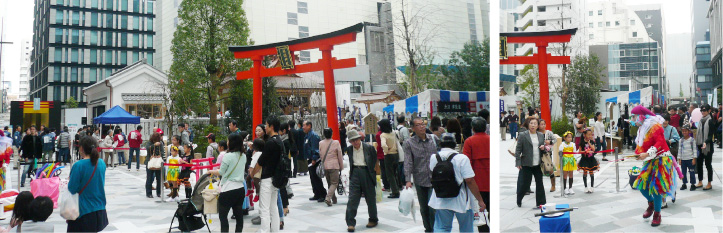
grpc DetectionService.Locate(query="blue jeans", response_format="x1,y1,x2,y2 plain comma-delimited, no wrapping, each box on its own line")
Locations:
56,148,70,163
20,160,35,186
128,148,141,169
681,159,696,184
117,151,126,165
433,209,474,232
595,137,607,157
640,189,662,212
509,122,518,139
277,192,284,220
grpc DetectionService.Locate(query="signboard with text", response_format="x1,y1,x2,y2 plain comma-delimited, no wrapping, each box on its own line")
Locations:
438,102,468,113
275,45,295,70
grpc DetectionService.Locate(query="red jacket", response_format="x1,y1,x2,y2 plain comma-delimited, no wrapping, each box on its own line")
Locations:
128,130,143,148
113,134,126,147
375,131,384,160
463,132,490,192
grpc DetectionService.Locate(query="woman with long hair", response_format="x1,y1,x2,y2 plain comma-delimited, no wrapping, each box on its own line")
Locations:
377,119,400,198
446,118,464,151
145,132,165,198
593,112,608,161
430,116,446,138
209,133,247,232
67,136,108,232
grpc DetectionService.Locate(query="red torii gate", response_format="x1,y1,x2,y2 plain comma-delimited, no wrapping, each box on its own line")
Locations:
229,23,364,140
500,29,577,130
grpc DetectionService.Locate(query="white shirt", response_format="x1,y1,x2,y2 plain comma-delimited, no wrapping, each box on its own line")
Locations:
530,133,540,166
594,121,605,139
573,118,581,137
428,148,476,213
352,146,366,166
250,151,263,178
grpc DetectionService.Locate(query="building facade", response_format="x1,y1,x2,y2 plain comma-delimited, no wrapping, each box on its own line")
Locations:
709,0,723,99
17,39,32,101
695,42,715,103
590,42,661,92
30,0,156,105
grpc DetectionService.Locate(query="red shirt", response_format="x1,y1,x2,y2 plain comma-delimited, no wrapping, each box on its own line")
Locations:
462,132,490,192
113,134,126,147
128,130,143,148
375,131,384,160
670,114,681,128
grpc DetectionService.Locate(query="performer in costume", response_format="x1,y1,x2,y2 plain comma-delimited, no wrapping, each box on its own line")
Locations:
559,132,577,195
0,131,13,191
631,105,682,227
577,129,599,193
166,146,181,201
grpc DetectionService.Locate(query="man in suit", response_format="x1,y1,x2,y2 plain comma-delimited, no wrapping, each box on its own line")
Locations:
345,129,378,232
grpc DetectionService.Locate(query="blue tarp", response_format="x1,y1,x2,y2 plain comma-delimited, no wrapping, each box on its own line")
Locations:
93,105,141,124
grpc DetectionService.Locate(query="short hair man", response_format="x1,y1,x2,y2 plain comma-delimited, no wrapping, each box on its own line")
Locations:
402,117,441,232
256,115,284,232
344,129,379,232
303,120,327,201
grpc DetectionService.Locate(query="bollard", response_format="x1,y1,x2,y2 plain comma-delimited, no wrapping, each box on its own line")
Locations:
609,147,627,194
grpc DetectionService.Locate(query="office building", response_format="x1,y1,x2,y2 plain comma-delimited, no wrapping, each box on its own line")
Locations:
29,0,156,105
590,42,661,92
17,39,32,101
709,0,722,99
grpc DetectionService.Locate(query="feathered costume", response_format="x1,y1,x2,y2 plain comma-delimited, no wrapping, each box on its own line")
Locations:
0,132,13,191
631,110,683,198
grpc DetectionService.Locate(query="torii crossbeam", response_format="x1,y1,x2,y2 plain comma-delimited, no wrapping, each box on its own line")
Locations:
230,23,364,140
500,28,577,130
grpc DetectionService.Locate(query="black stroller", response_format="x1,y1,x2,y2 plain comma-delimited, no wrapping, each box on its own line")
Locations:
168,173,215,232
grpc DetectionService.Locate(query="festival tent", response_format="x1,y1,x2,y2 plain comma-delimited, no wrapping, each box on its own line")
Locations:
92,105,141,124
604,86,656,106
382,89,489,115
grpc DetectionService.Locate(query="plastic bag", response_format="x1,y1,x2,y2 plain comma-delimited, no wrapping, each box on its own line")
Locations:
201,183,220,214
375,175,382,203
398,188,415,216
59,186,80,220
472,200,489,227
30,177,60,208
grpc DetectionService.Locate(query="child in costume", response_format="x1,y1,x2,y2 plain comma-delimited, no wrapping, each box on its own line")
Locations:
559,132,577,195
578,129,599,193
631,105,682,227
166,146,181,201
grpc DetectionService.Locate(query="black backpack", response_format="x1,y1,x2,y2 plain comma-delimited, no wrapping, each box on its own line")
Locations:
431,153,461,198
272,136,292,188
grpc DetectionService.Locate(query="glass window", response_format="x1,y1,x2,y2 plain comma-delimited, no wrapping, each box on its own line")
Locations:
105,50,113,64
630,20,635,25
105,68,112,79
105,0,113,10
90,50,97,64
696,47,710,54
90,68,97,82
598,22,602,27
105,13,113,27
133,16,139,30
632,32,637,37
72,0,79,6
105,31,113,46
121,0,128,11
72,30,79,44
298,1,308,14
147,18,153,30
133,0,139,12
147,53,153,65
90,31,98,45
55,29,63,43
91,0,98,8
300,51,310,62
71,87,77,99
598,10,602,15
121,33,127,47
56,10,64,24
287,12,297,25
72,11,80,25
54,48,62,62
121,15,128,29
589,23,593,28
54,67,61,82
615,21,620,26
57,0,64,5
91,13,98,26
588,11,592,16
147,1,153,14
71,49,79,63
120,51,127,65
54,86,61,101
697,61,708,69
589,34,594,39
299,26,309,38
71,68,78,82
133,34,139,47
606,22,610,27
146,35,153,47
133,51,139,62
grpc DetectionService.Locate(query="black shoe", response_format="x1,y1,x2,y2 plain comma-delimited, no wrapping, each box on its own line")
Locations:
146,195,153,198
690,185,698,191
288,194,294,199
231,215,236,219
317,198,325,202
525,191,531,195
20,184,24,188
602,158,609,161
517,202,521,207
681,184,687,190
309,197,320,201
157,194,161,198
387,194,400,198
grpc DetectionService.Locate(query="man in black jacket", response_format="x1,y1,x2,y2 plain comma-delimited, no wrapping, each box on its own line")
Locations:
345,129,378,232
20,126,42,187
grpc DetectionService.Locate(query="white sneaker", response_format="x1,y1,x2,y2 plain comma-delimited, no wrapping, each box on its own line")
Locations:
165,197,175,202
585,187,590,193
590,187,595,193
569,188,575,195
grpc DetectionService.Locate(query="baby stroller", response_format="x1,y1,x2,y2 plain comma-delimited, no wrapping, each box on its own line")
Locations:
168,173,214,233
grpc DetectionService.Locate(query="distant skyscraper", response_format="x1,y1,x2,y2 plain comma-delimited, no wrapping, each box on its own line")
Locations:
30,0,156,105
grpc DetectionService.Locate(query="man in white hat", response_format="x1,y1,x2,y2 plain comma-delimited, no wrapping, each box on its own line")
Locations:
344,129,378,232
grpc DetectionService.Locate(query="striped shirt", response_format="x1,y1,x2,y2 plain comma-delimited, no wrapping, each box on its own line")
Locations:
403,134,440,188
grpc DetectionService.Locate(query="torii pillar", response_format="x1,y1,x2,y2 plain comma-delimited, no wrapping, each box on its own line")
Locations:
500,29,577,130
230,23,364,140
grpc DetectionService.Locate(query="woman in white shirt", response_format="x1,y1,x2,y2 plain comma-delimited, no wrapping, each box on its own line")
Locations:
101,130,114,167
593,112,608,161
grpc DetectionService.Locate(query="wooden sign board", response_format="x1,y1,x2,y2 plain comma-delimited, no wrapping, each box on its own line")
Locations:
276,45,295,70
500,36,508,60
363,113,379,135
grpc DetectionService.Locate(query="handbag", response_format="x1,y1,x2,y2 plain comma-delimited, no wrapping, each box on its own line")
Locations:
316,141,333,178
540,151,554,176
201,178,220,214
59,164,96,220
336,172,345,195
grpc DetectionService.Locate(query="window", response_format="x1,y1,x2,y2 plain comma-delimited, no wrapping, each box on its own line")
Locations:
72,11,80,25
91,0,98,8
589,34,594,39
57,0,64,5
606,22,610,27
56,10,64,24
105,13,113,27
298,1,308,14
537,20,546,26
615,21,620,26
619,50,625,56
105,0,113,10
338,81,364,93
147,18,153,30
371,31,383,52
287,12,297,25
55,29,63,43
646,24,652,28
133,16,139,30
133,0,139,12
630,20,635,25
121,15,128,29
589,11,593,16
121,33,127,47
697,61,708,69
120,51,127,65
598,10,602,15
54,67,62,82
90,50,97,64
91,12,98,26
70,86,77,99
105,31,113,46
147,1,153,14
633,31,637,37
147,35,153,47
133,34,139,47
645,15,651,19
72,0,79,6
133,51,139,62
537,6,546,12
90,68,97,82
72,30,79,44
71,49,79,63
71,68,78,82
598,22,602,27
299,26,309,38
91,31,98,45
147,53,153,65
55,49,62,62
696,47,711,54
589,22,593,28
697,75,710,82
54,86,61,101
121,0,127,11
105,68,112,78
299,51,310,62
105,50,113,64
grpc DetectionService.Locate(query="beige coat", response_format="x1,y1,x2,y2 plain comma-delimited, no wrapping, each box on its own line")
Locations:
319,139,344,170
380,132,399,155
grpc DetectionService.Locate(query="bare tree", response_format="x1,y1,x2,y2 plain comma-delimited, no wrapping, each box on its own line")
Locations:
393,0,441,96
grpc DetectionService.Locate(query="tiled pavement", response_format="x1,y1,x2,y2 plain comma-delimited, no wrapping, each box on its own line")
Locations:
499,135,723,233
1,159,428,232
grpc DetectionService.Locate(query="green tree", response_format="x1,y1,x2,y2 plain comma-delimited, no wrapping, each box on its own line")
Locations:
65,96,79,108
679,87,684,97
518,65,540,108
168,0,252,126
438,38,490,91
563,55,605,116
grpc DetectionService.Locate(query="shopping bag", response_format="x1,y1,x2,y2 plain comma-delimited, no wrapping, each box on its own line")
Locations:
201,182,220,214
375,175,382,203
30,177,60,208
398,188,415,216
59,185,80,220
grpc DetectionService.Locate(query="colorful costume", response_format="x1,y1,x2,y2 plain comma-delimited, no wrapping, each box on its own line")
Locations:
560,142,577,171
630,105,682,226
577,139,599,173
166,156,181,183
0,135,12,192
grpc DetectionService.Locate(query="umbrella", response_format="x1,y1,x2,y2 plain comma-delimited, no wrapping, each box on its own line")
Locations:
690,108,703,123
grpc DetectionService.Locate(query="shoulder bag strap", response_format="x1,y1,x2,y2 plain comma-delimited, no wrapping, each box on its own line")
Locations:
227,153,243,177
79,164,97,195
321,140,332,165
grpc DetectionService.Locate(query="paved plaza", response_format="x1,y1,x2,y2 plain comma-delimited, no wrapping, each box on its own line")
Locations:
1,159,427,233
498,134,723,233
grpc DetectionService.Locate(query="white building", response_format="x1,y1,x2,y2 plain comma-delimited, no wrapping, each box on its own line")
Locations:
83,60,168,121
709,0,723,97
16,39,31,101
585,0,656,45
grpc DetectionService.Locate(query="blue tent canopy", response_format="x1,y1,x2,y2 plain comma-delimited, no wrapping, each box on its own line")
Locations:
93,105,141,124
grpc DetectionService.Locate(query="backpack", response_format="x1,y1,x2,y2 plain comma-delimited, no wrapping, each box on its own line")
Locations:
272,136,292,189
395,125,405,146
431,153,461,198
